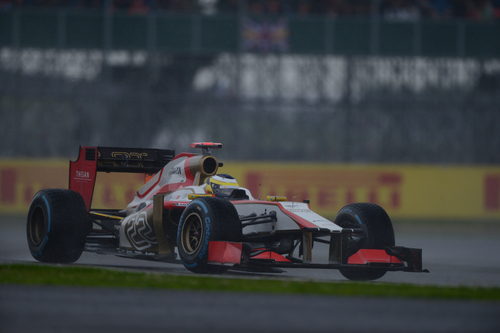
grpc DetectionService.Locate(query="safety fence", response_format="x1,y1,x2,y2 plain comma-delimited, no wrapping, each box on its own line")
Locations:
1,9,499,164
1,9,499,57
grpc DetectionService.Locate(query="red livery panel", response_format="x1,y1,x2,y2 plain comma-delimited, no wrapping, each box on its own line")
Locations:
250,250,291,263
348,249,402,265
208,241,243,264
69,146,98,210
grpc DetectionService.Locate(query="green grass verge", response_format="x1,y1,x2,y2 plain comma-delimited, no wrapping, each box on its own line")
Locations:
1,263,500,301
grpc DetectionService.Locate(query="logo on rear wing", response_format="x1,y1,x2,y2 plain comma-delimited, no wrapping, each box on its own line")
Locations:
110,152,149,160
75,170,90,180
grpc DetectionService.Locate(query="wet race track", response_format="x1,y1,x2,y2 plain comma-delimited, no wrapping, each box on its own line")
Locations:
2,216,500,332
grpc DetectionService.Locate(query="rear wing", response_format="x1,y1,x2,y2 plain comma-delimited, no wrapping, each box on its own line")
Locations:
69,146,175,210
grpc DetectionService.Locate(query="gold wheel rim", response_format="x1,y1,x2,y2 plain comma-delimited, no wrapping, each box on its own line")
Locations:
182,212,204,255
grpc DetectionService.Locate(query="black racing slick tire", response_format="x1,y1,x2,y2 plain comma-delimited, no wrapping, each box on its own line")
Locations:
26,189,91,263
177,197,242,273
334,203,395,281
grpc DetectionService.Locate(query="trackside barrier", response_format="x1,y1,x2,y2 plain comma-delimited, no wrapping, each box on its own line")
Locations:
0,159,499,220
1,10,499,58
0,159,143,215
225,163,500,220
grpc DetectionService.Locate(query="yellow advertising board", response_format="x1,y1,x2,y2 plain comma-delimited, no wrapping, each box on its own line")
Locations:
0,159,143,215
224,163,500,220
1,159,499,220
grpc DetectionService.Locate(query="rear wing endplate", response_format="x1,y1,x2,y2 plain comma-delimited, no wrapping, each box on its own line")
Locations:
69,146,175,210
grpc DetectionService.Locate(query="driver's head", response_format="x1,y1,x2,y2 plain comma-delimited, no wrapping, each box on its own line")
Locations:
205,174,240,196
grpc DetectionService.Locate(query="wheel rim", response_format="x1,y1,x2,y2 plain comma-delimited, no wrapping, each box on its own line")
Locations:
181,212,204,255
29,207,46,246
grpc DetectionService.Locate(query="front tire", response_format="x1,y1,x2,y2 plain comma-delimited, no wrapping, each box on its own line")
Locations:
335,203,395,281
26,189,90,263
177,197,242,273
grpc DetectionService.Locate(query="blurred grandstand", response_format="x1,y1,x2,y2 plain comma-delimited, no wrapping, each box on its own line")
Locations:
0,0,499,162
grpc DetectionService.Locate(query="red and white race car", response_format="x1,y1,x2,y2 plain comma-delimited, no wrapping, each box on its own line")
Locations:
27,143,426,280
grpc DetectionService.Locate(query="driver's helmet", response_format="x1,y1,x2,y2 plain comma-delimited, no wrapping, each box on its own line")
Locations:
205,174,240,196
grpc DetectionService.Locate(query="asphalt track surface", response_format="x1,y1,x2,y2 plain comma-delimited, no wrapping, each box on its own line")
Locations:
2,284,500,333
2,216,500,332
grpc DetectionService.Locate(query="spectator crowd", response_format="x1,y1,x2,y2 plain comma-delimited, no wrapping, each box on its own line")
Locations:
1,0,500,20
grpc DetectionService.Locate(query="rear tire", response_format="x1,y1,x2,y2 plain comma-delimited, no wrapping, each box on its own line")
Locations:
177,197,242,273
26,189,90,263
334,203,395,281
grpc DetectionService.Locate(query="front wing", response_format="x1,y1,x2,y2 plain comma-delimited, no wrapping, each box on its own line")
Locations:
207,240,427,273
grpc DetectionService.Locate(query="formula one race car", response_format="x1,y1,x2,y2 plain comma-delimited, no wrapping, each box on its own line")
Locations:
27,143,426,280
